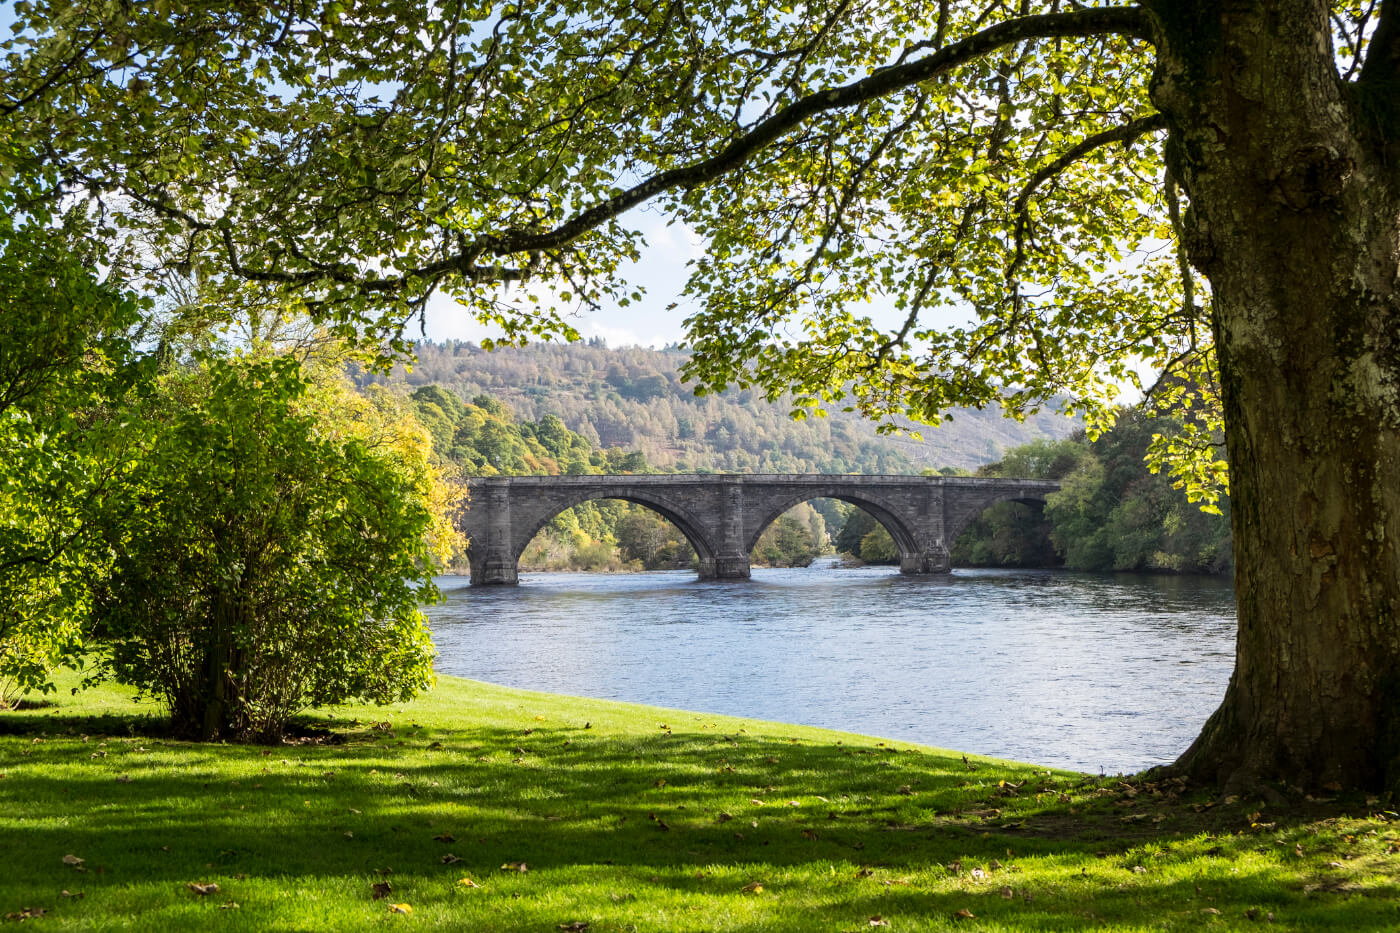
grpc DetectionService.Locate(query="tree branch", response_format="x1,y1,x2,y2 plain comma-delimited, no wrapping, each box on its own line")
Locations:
1362,0,1400,83
481,6,1152,260
166,6,1154,301
1010,112,1170,277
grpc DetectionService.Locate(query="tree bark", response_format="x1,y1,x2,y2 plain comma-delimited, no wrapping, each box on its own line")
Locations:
1146,0,1400,791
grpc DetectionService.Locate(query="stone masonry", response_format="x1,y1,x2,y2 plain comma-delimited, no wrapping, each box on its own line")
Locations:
463,474,1059,585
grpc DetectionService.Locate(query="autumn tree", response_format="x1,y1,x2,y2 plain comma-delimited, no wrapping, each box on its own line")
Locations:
92,355,455,741
6,1,1400,790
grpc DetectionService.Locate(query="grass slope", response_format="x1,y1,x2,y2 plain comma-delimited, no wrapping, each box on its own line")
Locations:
2,674,1397,931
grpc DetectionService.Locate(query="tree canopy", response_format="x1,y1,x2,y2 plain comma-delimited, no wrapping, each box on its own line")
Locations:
7,1,1400,790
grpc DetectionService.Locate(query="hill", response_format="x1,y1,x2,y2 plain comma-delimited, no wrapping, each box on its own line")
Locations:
368,340,1077,473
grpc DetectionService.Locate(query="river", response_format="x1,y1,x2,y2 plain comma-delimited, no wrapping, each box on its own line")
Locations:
426,565,1237,775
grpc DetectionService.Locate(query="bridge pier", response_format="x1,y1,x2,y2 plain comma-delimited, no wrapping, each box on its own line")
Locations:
900,546,952,575
698,555,752,580
468,481,521,585
468,555,520,585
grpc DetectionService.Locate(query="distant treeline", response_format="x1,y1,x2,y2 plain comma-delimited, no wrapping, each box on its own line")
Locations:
408,382,1230,577
372,339,1076,474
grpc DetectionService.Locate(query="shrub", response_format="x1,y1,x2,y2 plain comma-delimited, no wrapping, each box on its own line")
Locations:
93,356,457,740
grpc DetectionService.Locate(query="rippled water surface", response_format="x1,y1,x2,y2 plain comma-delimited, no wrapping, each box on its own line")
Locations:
426,565,1236,774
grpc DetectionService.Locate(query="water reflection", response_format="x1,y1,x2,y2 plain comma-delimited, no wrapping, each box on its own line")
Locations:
427,566,1236,774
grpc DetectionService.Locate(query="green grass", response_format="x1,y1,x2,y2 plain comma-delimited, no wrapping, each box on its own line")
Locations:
2,674,1398,931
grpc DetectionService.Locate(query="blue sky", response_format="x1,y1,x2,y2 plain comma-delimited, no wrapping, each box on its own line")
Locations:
421,212,708,348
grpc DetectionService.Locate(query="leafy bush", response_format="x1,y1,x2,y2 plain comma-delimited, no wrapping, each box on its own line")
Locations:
92,356,457,740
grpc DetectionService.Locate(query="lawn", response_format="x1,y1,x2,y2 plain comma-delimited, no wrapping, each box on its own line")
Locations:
1,673,1397,931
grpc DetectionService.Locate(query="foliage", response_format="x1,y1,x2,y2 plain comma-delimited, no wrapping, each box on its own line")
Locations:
951,415,1233,574
0,1,1212,481
91,356,454,740
0,218,146,705
1044,409,1232,574
614,509,695,571
751,503,827,568
833,509,898,566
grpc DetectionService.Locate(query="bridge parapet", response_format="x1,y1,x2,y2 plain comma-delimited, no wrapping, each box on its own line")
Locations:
462,474,1059,585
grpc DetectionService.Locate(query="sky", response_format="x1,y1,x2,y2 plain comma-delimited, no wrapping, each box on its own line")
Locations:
419,213,710,349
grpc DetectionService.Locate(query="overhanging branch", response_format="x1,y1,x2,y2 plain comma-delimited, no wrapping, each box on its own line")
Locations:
196,5,1153,297
1010,112,1170,278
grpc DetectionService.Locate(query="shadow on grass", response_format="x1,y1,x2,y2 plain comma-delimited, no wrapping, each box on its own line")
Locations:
4,708,1397,930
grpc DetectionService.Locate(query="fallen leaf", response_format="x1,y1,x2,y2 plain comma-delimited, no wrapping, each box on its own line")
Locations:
441,854,462,864
740,882,764,894
456,878,479,888
558,923,590,932
501,862,529,872
62,855,84,867
4,908,46,921
60,890,83,899
186,882,220,896
344,831,354,839
954,908,976,919
115,775,131,783
802,829,819,840
434,833,456,843
1000,886,1014,899
388,902,412,915
218,901,239,910
372,882,393,900
869,918,889,928
787,800,800,807
716,812,733,823
750,799,765,806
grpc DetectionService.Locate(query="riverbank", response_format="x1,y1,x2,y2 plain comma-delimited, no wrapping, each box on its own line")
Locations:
2,674,1395,931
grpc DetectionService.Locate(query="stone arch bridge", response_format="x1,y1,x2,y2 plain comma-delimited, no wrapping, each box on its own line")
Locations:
463,474,1059,585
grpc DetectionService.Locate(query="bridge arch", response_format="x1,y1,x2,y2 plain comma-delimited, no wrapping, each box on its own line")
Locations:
741,490,922,565
503,490,717,576
943,488,1056,548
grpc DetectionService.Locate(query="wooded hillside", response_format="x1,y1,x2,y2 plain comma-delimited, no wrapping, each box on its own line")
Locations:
366,341,1077,473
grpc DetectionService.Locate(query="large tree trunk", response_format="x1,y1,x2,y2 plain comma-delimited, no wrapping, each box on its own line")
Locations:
1147,0,1400,791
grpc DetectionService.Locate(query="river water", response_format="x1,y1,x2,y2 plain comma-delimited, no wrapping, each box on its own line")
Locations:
426,565,1237,775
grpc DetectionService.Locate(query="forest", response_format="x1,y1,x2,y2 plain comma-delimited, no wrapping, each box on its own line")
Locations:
372,340,1075,473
